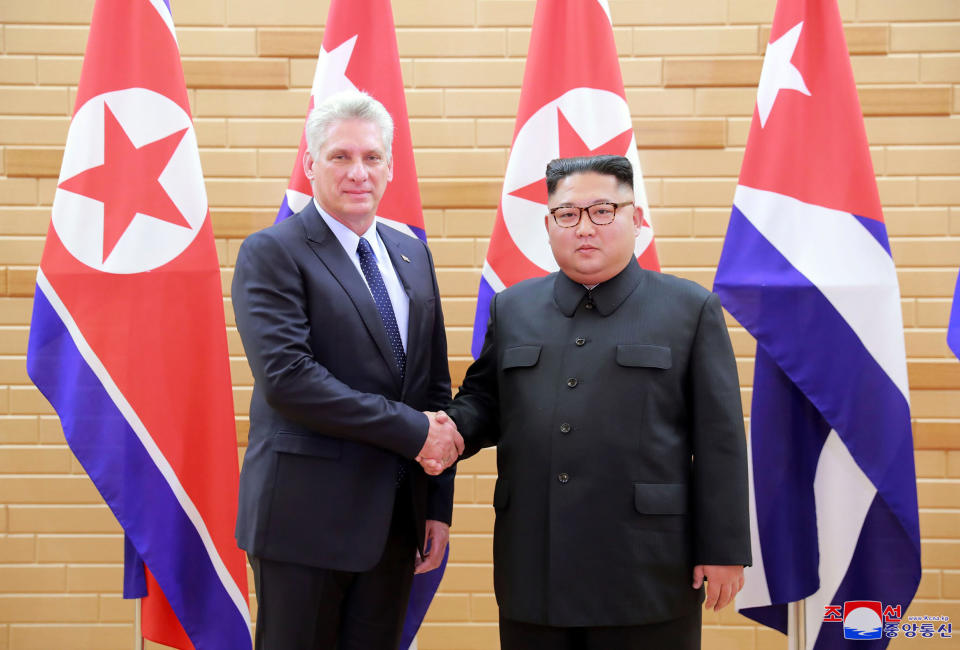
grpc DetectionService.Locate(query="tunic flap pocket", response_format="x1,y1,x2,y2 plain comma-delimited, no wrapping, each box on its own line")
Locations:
493,479,510,509
634,483,687,515
502,345,541,369
616,344,672,369
273,431,342,459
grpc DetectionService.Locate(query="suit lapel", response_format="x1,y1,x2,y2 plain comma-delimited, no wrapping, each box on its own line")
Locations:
300,204,402,388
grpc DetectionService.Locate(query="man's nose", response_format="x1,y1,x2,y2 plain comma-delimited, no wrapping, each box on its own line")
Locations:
346,158,368,181
575,211,596,236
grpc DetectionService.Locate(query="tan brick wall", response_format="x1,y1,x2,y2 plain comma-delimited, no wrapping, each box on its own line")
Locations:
1,0,958,648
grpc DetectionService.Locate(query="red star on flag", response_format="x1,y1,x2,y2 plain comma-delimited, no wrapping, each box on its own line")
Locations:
508,107,635,207
58,103,192,262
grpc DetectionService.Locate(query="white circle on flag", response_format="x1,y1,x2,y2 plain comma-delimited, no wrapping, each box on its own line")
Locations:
53,88,208,274
502,87,649,273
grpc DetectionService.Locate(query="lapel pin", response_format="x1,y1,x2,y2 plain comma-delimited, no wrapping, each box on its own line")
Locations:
401,254,411,263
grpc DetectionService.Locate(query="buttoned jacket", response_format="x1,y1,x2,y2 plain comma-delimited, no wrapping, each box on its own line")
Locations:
446,261,750,627
232,201,453,571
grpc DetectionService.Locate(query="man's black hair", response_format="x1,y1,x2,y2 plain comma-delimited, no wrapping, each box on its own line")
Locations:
545,155,634,197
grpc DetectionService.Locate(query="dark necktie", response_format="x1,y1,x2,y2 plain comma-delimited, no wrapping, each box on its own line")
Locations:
356,237,406,380
357,237,409,486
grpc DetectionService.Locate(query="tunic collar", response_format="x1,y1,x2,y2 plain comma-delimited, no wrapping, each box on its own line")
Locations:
553,260,644,317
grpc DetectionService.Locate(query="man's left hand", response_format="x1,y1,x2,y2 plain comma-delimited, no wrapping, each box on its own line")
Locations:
692,564,744,611
414,520,450,574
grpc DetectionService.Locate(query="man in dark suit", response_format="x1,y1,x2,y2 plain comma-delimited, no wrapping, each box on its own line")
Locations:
232,90,462,650
442,155,751,649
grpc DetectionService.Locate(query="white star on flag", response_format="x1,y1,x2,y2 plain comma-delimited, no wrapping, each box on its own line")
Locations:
756,21,810,128
312,35,359,98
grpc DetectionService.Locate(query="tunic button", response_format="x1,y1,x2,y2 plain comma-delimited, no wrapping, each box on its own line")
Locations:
575,337,585,346
558,472,569,484
584,302,594,310
566,377,578,388
560,423,571,433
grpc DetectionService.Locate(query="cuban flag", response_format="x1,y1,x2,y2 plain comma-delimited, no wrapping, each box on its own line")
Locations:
471,0,659,357
25,0,251,648
713,0,921,647
273,1,439,646
949,270,960,360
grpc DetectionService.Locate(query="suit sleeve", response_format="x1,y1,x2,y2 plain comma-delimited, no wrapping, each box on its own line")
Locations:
689,292,752,567
232,229,429,459
423,241,456,524
445,293,503,460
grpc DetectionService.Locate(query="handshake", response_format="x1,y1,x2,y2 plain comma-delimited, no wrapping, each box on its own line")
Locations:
416,410,463,475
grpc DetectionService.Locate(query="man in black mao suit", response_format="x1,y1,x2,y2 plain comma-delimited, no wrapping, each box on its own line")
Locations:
442,155,751,649
232,90,462,650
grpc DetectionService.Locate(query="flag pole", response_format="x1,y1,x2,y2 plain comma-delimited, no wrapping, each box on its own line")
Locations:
134,599,143,650
787,600,805,650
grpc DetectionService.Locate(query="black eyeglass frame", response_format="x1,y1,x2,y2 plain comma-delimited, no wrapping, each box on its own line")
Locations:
548,201,634,228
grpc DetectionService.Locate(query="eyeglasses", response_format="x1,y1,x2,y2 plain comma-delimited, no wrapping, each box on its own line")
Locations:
548,202,633,228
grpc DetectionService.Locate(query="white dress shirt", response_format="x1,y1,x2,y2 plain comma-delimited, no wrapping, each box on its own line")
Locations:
315,200,410,351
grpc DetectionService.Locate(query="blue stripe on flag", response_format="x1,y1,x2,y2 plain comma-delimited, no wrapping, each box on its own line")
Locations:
817,494,921,649
470,276,496,360
27,288,250,650
409,224,426,243
853,215,891,255
401,545,449,648
949,269,960,360
716,206,918,541
123,534,147,599
275,194,294,224
751,346,829,605
740,604,788,636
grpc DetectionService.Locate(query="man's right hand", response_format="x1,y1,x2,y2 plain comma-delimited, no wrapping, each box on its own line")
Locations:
416,410,464,475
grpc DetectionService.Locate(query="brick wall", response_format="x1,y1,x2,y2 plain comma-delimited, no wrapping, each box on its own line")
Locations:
1,0,958,648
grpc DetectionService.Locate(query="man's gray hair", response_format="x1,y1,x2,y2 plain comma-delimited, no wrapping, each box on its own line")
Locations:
305,90,394,162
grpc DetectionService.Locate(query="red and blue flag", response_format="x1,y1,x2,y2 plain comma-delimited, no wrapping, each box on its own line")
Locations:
949,270,960,360
714,0,921,646
471,0,659,358
26,0,251,647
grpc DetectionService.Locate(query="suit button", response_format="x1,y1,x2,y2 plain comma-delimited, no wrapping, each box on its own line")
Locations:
558,472,569,484
566,377,578,388
560,423,571,433
575,337,585,346
584,301,594,310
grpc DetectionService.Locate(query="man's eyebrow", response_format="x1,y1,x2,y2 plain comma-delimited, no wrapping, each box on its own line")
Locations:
553,200,617,207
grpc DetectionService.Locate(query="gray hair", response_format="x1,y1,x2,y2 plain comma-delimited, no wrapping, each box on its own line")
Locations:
305,90,394,162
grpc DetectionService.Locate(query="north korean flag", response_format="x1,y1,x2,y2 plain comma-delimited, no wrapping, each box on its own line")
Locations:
26,0,251,648
471,0,659,357
714,0,920,647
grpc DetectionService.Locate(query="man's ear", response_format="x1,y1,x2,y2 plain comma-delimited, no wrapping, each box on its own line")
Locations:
632,204,643,233
302,151,315,179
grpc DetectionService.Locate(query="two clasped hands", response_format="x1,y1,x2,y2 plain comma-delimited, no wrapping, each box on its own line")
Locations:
416,410,462,475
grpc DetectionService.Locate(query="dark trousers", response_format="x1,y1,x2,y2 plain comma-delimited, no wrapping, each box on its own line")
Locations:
499,607,702,650
251,490,417,650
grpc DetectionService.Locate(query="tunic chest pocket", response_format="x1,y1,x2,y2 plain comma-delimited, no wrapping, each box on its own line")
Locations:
502,344,541,370
616,344,672,369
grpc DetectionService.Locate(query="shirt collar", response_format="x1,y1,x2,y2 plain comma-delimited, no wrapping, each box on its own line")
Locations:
314,198,379,259
553,260,644,317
